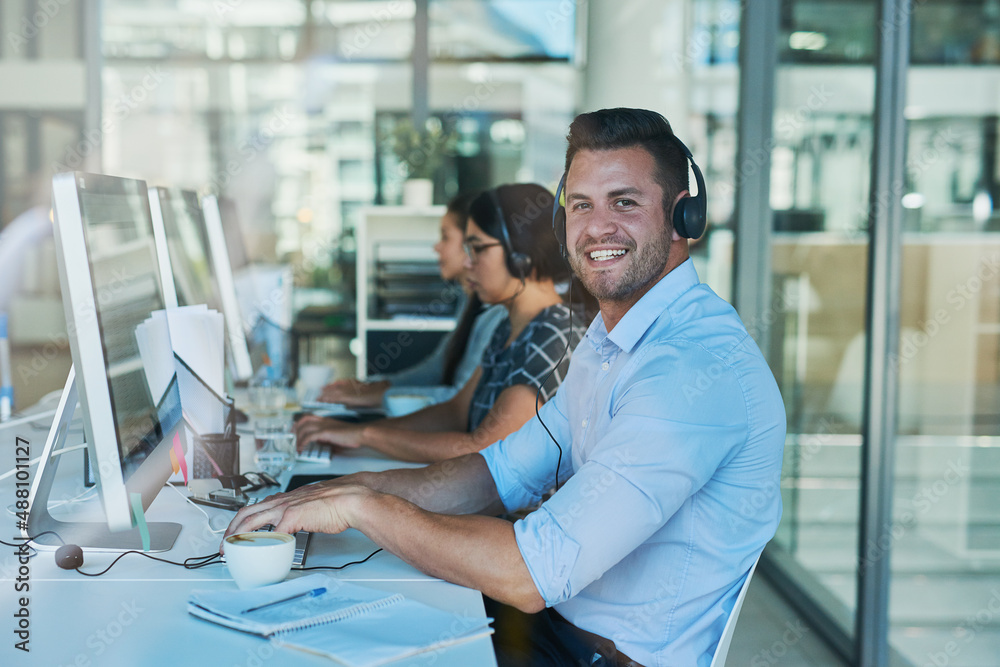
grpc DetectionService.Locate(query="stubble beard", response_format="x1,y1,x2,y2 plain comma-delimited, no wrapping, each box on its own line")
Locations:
569,225,673,302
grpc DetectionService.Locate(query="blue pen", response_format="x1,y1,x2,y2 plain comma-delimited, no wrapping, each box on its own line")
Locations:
240,586,327,614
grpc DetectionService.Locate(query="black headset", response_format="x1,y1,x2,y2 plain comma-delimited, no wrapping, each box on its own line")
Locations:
489,187,533,281
551,134,708,254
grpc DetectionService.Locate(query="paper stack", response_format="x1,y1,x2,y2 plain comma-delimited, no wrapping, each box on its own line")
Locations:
136,305,227,481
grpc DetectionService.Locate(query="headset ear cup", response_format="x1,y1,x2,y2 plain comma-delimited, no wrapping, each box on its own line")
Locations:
552,173,568,257
509,253,533,280
672,199,690,239
553,207,566,250
686,202,706,239
669,136,708,240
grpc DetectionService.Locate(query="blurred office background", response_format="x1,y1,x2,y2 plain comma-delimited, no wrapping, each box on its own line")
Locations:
1,1,999,665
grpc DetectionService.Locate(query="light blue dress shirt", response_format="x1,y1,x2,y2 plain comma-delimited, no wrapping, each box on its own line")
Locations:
481,259,785,666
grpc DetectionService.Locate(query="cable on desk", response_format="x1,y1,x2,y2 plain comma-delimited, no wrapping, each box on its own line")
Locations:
0,530,64,558
72,551,224,577
4,529,383,575
1,529,224,574
166,481,228,534
297,548,383,571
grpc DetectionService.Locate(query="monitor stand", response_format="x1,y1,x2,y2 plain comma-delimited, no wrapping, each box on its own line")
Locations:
24,366,182,553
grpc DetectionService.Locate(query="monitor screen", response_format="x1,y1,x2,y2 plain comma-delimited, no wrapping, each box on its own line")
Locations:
216,195,250,273
78,180,183,477
42,172,185,546
155,188,224,312
150,189,254,382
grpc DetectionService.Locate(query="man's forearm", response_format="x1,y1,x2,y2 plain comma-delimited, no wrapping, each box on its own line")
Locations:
359,424,481,463
373,397,466,433
359,453,506,516
349,490,545,613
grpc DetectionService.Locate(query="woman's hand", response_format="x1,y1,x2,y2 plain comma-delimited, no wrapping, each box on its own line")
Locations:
293,415,364,451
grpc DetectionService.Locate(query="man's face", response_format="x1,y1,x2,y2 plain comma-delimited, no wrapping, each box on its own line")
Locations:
564,146,673,303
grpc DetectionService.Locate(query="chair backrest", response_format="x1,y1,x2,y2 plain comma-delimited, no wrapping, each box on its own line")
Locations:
709,555,761,667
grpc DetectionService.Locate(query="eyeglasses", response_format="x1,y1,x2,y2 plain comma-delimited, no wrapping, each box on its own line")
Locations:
463,241,502,262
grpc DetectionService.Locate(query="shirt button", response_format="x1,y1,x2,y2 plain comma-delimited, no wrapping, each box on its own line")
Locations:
601,362,610,371
582,418,588,428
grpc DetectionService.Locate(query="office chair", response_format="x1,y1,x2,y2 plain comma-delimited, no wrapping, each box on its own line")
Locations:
709,555,761,667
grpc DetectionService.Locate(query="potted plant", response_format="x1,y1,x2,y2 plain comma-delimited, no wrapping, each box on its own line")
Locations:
387,118,456,206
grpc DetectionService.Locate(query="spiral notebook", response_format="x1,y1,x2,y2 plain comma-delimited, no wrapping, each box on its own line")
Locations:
187,574,493,667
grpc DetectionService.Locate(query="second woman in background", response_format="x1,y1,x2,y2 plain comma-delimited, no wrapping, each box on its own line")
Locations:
297,183,585,462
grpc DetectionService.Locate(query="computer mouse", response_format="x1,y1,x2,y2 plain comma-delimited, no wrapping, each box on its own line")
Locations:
55,544,84,570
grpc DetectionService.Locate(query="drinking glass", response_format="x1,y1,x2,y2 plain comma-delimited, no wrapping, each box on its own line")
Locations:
253,417,296,475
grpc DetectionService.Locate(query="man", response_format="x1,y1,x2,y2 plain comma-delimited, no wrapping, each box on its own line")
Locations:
225,108,785,666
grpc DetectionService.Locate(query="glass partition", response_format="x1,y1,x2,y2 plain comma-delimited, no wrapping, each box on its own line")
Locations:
767,0,875,634
100,1,581,296
887,18,1000,662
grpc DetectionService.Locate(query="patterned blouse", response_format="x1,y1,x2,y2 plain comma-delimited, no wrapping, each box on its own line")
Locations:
467,303,585,431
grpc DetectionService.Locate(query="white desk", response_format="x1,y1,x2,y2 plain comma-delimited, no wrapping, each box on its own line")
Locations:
0,407,497,666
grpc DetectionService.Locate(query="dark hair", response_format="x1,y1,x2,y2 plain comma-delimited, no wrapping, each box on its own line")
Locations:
443,190,479,230
441,191,483,386
467,183,570,283
564,108,689,220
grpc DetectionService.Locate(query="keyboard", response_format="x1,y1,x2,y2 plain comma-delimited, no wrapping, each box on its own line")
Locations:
298,442,335,464
253,522,313,568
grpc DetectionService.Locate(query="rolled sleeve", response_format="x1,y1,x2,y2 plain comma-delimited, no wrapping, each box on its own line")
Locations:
481,386,572,512
513,458,674,606
513,505,582,604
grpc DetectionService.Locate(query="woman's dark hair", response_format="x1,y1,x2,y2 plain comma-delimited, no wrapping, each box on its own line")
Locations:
444,190,479,227
441,190,482,386
465,183,597,338
564,108,689,222
467,183,571,283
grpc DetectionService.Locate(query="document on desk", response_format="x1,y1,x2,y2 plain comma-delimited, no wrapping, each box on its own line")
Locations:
187,574,493,667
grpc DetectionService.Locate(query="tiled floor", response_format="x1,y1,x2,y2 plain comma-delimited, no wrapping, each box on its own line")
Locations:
727,574,848,667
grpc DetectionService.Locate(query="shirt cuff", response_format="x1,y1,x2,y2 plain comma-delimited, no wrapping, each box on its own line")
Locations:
513,506,582,606
481,441,538,512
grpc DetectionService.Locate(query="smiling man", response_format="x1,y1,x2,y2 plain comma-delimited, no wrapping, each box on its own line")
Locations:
225,108,786,666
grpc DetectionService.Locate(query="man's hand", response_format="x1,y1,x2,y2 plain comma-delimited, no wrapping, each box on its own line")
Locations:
318,379,390,408
294,414,363,451
222,478,376,546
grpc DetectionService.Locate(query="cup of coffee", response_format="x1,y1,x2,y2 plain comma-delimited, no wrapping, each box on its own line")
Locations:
222,532,295,589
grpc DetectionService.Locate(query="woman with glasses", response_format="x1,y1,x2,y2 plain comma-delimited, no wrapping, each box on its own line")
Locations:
318,192,507,410
296,183,585,463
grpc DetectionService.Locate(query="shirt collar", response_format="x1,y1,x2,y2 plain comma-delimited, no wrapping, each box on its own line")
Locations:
585,258,700,354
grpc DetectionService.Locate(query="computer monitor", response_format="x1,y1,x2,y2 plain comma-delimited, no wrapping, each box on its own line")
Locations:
26,172,186,551
214,194,250,273
202,194,294,379
148,187,253,382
